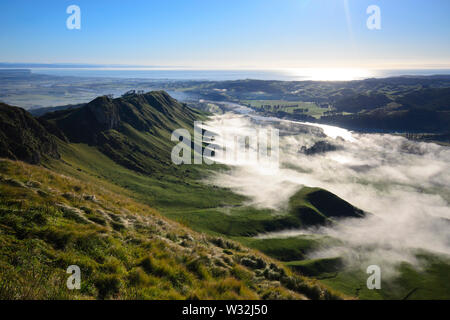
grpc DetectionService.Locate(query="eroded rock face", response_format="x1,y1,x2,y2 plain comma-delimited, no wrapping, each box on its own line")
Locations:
87,96,120,130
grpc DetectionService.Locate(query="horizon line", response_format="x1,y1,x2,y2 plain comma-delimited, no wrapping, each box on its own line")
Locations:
1,62,450,71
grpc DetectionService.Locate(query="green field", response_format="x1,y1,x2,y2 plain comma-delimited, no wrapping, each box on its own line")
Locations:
240,100,330,118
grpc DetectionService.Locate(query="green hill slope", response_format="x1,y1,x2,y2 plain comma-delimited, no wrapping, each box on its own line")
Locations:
289,187,365,226
42,91,205,175
0,159,342,300
0,103,60,164
321,87,450,134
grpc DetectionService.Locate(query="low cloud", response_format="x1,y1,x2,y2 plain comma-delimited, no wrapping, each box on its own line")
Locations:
205,113,450,274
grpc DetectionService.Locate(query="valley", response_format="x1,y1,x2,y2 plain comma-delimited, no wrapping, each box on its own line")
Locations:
1,0,449,308
0,79,449,300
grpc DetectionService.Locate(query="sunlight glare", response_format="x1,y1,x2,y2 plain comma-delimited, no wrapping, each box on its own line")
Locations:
285,68,373,81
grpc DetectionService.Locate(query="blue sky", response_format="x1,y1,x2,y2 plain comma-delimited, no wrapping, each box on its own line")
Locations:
0,0,449,69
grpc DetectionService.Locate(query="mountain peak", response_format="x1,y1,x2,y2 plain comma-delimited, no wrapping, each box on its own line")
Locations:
87,95,120,130
40,91,202,173
41,90,187,142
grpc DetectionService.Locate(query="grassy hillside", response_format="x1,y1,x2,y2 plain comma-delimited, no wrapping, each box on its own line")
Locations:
315,87,450,135
333,92,392,113
42,91,207,176
49,142,243,215
47,139,365,239
0,103,60,164
0,159,344,300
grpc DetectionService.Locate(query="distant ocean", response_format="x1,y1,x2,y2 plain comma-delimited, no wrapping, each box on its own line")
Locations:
28,68,450,81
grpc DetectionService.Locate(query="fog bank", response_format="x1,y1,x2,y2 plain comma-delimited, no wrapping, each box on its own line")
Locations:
205,113,450,273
